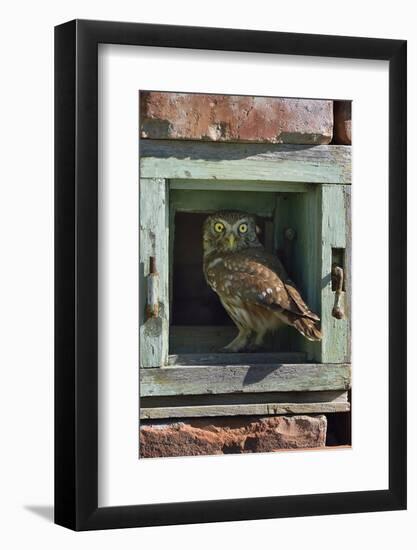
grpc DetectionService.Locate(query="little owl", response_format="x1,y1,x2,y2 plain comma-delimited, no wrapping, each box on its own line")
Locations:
203,210,322,352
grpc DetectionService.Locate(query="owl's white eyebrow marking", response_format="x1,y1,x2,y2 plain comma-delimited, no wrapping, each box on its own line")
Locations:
232,219,249,229
207,257,223,269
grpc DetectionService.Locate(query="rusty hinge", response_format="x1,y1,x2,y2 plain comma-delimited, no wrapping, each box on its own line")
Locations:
146,256,159,319
331,264,345,320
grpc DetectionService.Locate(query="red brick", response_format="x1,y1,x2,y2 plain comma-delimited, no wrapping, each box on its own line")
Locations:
140,92,333,144
140,415,327,458
333,100,352,145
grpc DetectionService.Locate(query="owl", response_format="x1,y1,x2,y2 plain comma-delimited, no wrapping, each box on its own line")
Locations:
203,210,322,352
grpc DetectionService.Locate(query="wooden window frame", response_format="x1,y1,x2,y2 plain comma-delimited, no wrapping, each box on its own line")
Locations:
139,139,352,419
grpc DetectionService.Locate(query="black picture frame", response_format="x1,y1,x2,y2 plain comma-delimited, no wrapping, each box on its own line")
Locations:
55,19,407,531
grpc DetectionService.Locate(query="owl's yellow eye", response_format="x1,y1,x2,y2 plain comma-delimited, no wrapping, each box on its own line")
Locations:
238,223,248,234
214,222,225,233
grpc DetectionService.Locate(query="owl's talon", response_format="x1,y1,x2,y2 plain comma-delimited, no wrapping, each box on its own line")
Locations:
220,328,252,353
244,343,264,353
220,343,262,353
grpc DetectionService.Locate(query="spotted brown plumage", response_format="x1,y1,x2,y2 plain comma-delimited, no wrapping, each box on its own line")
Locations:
203,210,322,352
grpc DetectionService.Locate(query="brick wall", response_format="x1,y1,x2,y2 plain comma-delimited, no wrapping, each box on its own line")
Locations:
140,92,351,145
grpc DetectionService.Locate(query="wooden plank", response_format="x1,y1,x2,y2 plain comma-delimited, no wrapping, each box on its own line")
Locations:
170,179,311,193
320,185,350,363
272,189,322,359
140,363,351,396
139,178,169,367
168,351,307,366
140,140,351,184
140,401,350,419
141,390,349,407
344,186,352,358
168,194,175,322
170,189,276,217
298,187,323,362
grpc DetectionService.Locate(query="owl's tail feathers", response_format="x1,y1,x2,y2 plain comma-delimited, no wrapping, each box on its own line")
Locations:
292,316,322,341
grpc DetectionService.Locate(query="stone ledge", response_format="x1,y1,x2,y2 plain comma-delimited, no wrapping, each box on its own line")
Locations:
140,92,333,144
139,414,327,458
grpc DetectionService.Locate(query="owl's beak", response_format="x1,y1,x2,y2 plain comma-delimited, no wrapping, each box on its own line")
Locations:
227,233,236,250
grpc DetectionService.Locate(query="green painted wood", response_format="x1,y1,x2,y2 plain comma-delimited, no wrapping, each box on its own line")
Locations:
168,197,176,323
272,189,322,359
345,186,352,358
170,179,311,193
296,188,323,362
139,178,170,367
140,140,351,183
140,363,351,396
170,188,276,217
320,185,350,363
140,401,350,419
139,147,351,370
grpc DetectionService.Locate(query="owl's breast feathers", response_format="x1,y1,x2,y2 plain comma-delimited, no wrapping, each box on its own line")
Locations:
204,248,322,341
